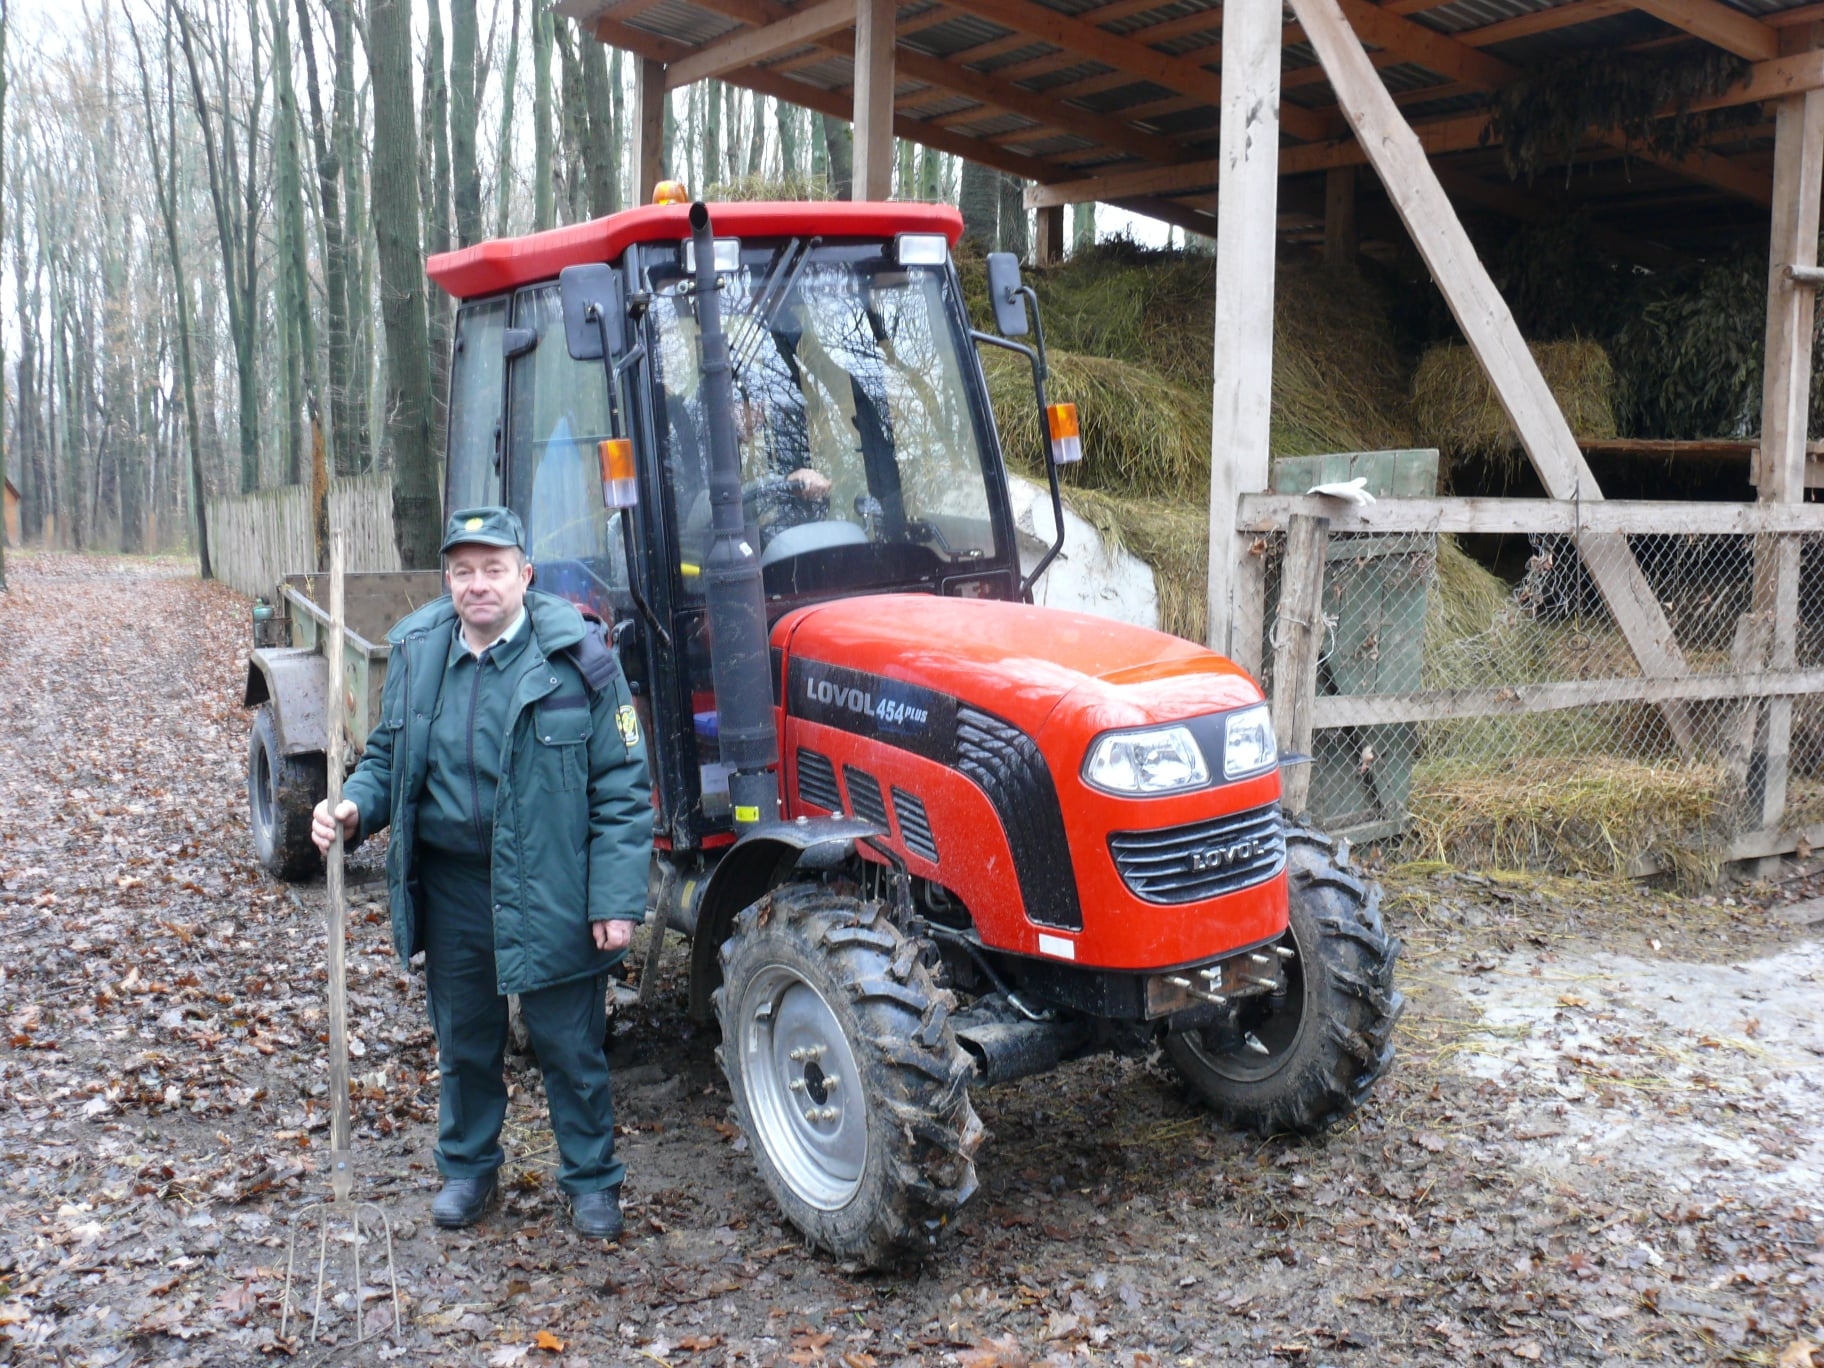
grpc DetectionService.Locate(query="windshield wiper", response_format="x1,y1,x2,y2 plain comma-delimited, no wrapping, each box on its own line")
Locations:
731,236,820,379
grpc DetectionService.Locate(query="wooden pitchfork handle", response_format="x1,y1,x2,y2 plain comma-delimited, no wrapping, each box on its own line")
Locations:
323,530,354,1204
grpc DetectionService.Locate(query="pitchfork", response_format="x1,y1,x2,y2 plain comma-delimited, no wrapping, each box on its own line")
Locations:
282,529,402,1344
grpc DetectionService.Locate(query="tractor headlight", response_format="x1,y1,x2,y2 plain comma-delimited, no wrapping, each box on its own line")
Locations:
1222,703,1277,780
1083,726,1209,795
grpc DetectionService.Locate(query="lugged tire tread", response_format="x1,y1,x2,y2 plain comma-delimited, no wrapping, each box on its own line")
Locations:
715,882,980,1269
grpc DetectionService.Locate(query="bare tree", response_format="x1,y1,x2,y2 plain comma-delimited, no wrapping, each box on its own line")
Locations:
368,0,439,567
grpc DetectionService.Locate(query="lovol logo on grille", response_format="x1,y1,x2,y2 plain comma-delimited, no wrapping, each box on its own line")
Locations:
1188,837,1265,871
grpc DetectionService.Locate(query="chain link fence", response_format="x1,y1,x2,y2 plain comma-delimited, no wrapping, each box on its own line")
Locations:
1255,520,1824,882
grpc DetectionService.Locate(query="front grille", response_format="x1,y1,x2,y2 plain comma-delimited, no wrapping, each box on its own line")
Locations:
844,766,889,827
796,748,841,812
1109,804,1285,905
892,787,939,863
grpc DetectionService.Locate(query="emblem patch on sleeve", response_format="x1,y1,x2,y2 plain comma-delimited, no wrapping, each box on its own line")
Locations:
616,704,641,749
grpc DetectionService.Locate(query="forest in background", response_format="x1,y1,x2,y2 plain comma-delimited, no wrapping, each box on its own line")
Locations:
0,0,1093,579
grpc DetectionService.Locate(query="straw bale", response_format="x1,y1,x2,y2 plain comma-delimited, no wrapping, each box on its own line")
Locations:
1406,754,1735,887
1412,339,1618,477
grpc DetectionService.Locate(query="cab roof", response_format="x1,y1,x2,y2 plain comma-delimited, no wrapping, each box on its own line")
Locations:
425,200,966,302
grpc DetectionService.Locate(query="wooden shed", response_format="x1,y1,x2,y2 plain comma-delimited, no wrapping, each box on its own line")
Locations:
561,0,1824,869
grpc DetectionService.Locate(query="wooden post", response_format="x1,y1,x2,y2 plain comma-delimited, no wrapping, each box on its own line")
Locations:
1749,59,1824,841
1324,165,1357,268
634,57,666,203
1035,204,1066,265
1206,0,1281,666
1289,0,1697,751
852,0,896,201
1271,513,1330,817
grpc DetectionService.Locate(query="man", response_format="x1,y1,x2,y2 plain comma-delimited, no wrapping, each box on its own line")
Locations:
312,506,652,1238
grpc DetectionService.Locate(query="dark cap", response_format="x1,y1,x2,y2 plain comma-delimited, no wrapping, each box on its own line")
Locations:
440,506,526,554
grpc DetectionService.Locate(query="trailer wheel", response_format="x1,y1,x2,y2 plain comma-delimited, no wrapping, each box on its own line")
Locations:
715,883,983,1268
1165,825,1403,1136
247,705,326,882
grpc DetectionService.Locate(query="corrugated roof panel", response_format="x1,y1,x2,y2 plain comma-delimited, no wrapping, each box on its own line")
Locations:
773,57,852,92
1021,61,1116,94
1156,29,1221,56
1009,132,1101,157
1078,80,1178,114
625,0,744,47
902,13,1017,60
1105,0,1222,37
1028,0,1117,18
978,44,1065,73
900,93,983,121
1483,10,1665,62
1418,0,1568,39
1137,105,1220,137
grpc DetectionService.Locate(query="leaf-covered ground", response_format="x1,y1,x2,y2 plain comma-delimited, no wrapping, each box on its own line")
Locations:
0,552,1819,1368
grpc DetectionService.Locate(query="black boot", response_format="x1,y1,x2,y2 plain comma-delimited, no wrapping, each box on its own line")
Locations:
432,1173,498,1229
570,1185,623,1239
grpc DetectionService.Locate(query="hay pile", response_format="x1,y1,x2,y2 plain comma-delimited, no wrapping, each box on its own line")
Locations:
975,244,1416,643
1411,339,1618,479
1406,755,1735,887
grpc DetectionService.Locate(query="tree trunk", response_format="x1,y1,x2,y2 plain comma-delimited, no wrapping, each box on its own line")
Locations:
130,8,211,576
532,0,554,231
449,0,482,247
917,143,941,201
295,0,353,487
777,98,799,185
173,2,261,493
959,160,997,251
494,0,521,238
369,0,441,568
0,0,9,588
334,0,370,472
580,27,617,218
997,173,1028,259
555,17,587,224
821,114,851,200
423,0,453,468
1072,202,1095,252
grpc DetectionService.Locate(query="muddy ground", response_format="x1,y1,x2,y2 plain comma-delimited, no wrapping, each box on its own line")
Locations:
0,552,1819,1368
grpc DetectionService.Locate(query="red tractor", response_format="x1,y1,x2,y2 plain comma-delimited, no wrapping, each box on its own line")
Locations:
259,195,1402,1268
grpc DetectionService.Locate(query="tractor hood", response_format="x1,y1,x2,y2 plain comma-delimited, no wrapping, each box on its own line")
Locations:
775,595,1263,744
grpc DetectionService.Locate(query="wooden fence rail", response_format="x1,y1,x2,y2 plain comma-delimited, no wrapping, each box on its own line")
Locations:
207,476,400,599
1245,493,1824,868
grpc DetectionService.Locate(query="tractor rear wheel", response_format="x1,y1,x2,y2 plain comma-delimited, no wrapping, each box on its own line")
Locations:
715,883,983,1268
1165,824,1403,1135
247,705,326,882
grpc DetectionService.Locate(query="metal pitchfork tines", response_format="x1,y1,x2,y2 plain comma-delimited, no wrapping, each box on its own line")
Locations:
282,529,402,1345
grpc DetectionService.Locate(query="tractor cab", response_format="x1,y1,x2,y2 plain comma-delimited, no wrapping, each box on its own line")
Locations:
431,202,1030,850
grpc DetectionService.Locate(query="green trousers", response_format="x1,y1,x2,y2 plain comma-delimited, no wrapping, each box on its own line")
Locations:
418,851,623,1195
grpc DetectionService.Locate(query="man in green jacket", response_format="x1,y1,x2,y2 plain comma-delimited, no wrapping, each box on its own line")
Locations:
312,506,653,1238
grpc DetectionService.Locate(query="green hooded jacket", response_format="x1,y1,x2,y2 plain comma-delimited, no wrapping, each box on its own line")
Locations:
343,589,654,994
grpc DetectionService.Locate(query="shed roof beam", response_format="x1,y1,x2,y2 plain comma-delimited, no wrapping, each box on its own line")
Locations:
1630,0,1779,61
663,0,857,89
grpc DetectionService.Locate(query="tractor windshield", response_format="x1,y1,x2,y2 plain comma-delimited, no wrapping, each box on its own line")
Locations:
648,241,1005,598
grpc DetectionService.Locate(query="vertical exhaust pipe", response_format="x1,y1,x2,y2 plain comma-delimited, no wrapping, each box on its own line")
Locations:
690,201,780,829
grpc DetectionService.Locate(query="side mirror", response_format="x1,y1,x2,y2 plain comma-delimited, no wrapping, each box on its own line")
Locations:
985,252,1029,337
559,263,626,360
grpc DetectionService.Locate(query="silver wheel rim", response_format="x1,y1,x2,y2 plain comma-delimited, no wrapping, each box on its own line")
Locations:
250,736,276,845
738,962,867,1211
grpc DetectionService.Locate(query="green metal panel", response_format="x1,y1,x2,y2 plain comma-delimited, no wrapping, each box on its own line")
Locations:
1269,450,1439,834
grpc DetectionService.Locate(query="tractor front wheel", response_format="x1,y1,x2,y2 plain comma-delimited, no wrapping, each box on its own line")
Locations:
1165,824,1403,1135
715,883,983,1268
247,705,326,882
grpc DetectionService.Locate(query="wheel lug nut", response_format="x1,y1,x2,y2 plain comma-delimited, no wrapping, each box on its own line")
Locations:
788,1078,806,1092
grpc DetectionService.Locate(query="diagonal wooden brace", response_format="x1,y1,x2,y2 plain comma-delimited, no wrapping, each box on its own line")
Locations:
1288,0,1697,753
